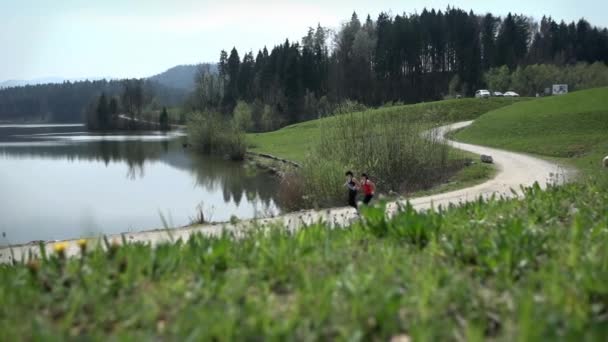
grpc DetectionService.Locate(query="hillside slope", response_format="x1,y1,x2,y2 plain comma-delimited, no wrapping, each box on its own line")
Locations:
148,63,217,91
455,87,608,175
248,97,527,163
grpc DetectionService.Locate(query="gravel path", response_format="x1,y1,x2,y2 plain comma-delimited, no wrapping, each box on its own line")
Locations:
0,121,572,264
403,120,571,211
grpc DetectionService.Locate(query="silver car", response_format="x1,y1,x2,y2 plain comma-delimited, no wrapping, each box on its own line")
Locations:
475,89,491,98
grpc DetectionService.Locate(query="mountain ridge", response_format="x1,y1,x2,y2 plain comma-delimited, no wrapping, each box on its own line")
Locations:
148,63,217,91
1,63,218,91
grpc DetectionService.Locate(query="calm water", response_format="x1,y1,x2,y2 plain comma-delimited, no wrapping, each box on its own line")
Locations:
0,124,282,245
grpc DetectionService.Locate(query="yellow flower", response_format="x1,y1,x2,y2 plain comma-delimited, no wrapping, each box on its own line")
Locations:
77,239,88,252
53,242,68,257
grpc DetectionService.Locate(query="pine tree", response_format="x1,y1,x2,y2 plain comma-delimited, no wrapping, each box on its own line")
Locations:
238,52,255,101
496,13,531,69
223,48,241,112
96,93,109,130
481,14,499,70
219,50,229,79
206,6,608,129
108,97,119,116
159,107,170,131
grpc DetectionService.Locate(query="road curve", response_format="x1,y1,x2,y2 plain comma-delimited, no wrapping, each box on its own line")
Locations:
0,121,572,264
401,120,572,211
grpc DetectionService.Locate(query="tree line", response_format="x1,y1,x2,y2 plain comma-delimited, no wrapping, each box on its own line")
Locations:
192,7,608,127
0,79,188,123
87,79,172,131
485,62,608,96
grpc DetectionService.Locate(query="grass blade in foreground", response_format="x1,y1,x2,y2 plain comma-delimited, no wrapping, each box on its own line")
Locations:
1,178,608,340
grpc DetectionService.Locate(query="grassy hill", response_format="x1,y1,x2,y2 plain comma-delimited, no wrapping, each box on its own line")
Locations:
455,87,608,176
248,97,527,163
4,94,608,339
2,178,607,340
247,97,525,206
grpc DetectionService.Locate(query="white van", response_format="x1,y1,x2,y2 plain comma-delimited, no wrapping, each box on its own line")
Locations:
475,89,491,98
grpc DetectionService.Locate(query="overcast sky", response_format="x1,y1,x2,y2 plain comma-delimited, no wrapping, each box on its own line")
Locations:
1,0,606,81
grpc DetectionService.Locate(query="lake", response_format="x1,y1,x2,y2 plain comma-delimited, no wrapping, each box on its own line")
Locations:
0,124,282,245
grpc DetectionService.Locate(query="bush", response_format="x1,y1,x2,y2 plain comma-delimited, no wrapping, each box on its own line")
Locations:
333,99,368,115
448,74,462,97
299,156,347,208
298,111,449,207
485,62,608,96
277,172,307,211
232,101,253,132
260,105,282,132
187,111,247,160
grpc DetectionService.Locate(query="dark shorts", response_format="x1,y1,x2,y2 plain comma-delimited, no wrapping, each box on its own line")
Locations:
363,194,374,205
348,190,358,208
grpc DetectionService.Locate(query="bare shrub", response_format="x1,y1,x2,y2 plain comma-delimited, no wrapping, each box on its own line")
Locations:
300,110,450,206
187,111,247,160
277,172,308,211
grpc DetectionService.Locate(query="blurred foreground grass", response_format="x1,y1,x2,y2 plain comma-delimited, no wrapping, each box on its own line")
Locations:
1,176,607,340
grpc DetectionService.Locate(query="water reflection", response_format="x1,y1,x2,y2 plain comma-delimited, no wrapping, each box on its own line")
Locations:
0,139,279,206
0,126,282,244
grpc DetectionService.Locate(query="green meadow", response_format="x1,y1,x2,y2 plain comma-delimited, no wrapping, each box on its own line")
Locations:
248,97,527,163
1,179,607,340
249,97,526,207
2,91,608,340
455,87,608,176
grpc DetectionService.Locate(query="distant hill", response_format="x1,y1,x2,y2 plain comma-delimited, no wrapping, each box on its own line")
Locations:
148,63,217,91
0,79,189,123
0,77,108,89
0,62,217,123
0,62,218,91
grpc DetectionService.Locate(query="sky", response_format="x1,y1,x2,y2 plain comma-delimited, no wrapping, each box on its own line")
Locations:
1,0,606,81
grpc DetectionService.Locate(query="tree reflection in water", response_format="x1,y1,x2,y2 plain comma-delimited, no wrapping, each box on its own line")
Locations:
0,137,282,211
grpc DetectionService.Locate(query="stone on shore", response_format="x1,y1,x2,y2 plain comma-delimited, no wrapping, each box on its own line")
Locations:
481,154,494,164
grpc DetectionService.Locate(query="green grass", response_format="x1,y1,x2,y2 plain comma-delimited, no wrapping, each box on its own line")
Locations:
3,92,608,339
408,153,497,198
2,178,608,340
247,119,319,163
455,87,608,177
249,98,523,208
248,97,528,163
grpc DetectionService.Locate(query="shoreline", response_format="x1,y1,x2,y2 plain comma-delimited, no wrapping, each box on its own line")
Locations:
245,151,301,178
0,121,573,264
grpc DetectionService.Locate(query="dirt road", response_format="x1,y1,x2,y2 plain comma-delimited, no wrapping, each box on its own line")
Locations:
402,120,571,211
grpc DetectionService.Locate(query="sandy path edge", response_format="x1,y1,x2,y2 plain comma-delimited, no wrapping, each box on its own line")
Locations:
0,121,572,264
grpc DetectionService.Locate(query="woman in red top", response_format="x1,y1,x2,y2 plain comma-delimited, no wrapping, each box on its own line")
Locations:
360,173,375,205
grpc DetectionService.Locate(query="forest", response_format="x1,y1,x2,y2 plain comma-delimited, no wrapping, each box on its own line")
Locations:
191,8,608,125
1,7,607,125
0,79,188,123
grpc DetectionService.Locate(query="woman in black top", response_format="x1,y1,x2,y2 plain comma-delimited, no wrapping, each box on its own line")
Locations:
344,171,359,208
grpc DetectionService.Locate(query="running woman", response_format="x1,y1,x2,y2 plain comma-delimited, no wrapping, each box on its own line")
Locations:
360,173,375,205
344,171,359,208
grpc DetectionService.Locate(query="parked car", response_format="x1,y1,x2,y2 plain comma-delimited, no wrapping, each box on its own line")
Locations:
504,91,520,97
475,89,491,98
492,91,503,97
